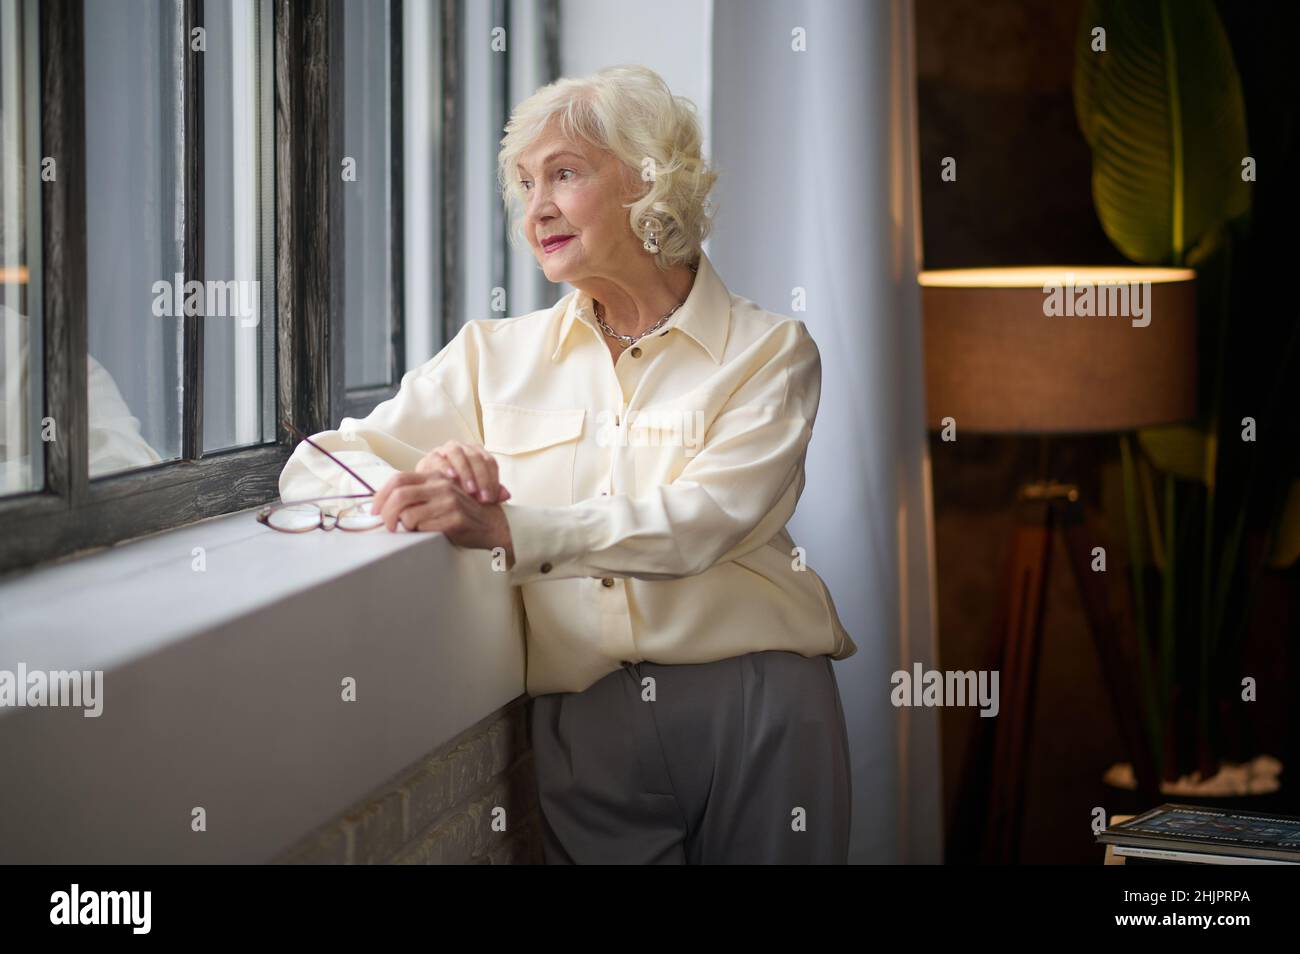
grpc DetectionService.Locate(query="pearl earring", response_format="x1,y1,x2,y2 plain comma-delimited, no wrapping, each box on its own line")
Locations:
642,218,660,254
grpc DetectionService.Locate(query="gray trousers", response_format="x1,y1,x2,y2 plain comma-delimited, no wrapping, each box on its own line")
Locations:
528,650,852,864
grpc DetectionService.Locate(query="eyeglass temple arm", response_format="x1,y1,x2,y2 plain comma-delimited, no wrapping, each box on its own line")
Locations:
281,419,379,495
263,494,373,508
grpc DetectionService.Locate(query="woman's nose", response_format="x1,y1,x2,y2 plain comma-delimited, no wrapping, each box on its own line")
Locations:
526,183,555,220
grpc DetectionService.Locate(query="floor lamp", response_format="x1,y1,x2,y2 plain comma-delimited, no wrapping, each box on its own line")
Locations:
921,266,1198,864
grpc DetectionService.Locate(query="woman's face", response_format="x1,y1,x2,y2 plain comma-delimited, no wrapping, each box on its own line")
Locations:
517,126,642,285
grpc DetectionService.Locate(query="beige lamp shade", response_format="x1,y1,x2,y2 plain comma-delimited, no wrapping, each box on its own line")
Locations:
920,266,1198,434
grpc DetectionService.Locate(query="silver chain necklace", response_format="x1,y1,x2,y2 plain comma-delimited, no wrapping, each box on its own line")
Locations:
593,262,698,348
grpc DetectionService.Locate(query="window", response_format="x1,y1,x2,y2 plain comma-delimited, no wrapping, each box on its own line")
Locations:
337,0,404,420
0,0,42,497
1,0,286,572
83,0,187,477
0,0,558,575
202,0,275,454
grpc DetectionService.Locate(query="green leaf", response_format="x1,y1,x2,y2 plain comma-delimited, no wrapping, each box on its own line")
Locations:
1270,479,1300,569
1138,424,1208,484
1073,0,1251,264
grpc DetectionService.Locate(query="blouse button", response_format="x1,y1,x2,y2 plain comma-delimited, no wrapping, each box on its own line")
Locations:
540,562,553,573
601,577,614,587
630,347,642,358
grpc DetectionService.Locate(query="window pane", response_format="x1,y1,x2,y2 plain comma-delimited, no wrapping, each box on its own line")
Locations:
0,0,41,496
342,0,395,390
84,0,183,478
401,0,441,369
203,0,274,453
461,0,504,333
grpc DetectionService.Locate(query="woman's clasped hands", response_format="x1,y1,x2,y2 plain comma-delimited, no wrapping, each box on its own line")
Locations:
369,440,515,563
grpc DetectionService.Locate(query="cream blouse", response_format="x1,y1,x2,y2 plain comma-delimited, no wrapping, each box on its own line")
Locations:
278,251,857,695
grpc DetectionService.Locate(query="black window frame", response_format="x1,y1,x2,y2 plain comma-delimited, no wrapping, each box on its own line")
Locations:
0,0,558,577
0,0,307,574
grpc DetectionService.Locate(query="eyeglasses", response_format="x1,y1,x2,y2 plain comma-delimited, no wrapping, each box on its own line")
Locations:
256,422,385,533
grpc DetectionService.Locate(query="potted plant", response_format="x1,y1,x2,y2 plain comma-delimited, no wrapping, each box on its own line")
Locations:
1073,0,1297,805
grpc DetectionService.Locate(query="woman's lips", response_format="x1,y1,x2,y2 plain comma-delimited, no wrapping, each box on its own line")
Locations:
542,235,575,254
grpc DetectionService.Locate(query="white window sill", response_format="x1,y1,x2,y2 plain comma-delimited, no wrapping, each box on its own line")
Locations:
0,507,524,863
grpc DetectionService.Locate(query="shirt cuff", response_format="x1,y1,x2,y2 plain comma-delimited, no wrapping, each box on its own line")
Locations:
500,501,597,585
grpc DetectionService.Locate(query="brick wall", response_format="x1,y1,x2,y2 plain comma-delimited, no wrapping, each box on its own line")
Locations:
273,695,545,865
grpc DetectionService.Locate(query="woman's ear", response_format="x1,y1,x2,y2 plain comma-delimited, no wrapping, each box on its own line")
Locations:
618,160,652,203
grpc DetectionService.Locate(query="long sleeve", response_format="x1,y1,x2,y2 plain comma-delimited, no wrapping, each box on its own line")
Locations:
278,323,483,510
503,319,820,586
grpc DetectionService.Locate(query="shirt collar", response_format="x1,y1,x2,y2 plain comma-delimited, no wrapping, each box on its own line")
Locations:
550,249,731,365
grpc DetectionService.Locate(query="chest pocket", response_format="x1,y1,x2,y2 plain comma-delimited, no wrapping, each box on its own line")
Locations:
482,403,585,506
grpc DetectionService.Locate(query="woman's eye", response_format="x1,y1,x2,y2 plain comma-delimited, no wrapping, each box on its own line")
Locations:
520,169,573,193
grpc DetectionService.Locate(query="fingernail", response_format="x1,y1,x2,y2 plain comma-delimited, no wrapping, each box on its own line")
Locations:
479,489,490,502
466,480,477,493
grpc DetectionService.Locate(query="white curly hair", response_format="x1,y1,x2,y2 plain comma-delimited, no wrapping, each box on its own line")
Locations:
497,64,718,270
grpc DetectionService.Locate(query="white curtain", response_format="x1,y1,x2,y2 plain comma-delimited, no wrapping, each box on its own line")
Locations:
710,0,941,864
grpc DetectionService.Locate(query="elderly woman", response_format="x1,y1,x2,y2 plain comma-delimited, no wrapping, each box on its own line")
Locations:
278,65,858,864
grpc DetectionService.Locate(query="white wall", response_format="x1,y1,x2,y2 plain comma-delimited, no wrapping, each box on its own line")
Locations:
558,0,714,174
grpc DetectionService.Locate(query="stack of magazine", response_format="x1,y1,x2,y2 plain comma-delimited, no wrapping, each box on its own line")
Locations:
1097,803,1300,864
